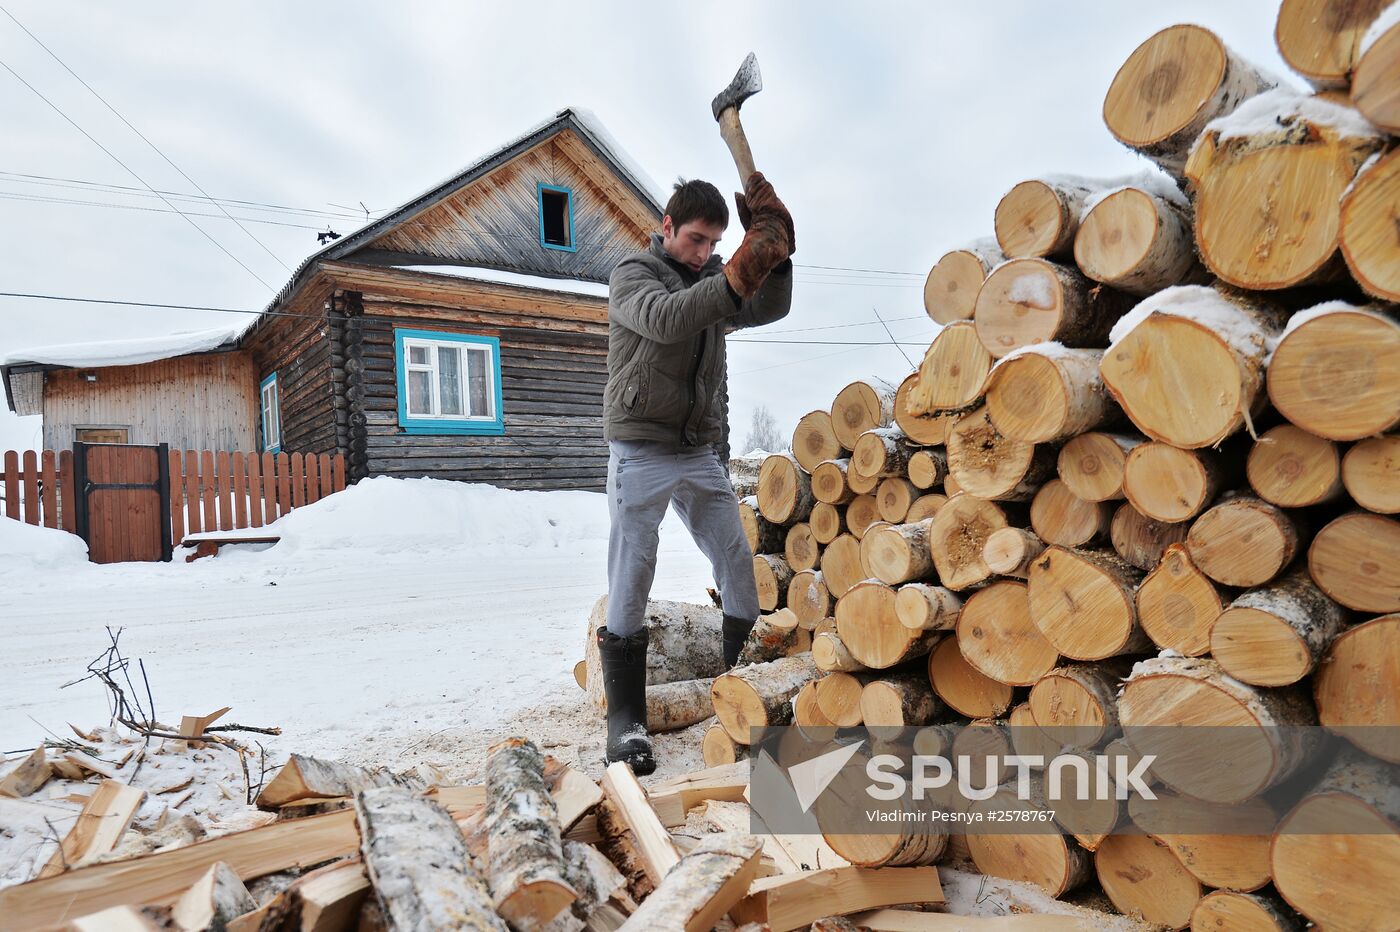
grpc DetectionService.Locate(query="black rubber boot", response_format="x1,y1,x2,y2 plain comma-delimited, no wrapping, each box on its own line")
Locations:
722,614,756,670
596,626,656,776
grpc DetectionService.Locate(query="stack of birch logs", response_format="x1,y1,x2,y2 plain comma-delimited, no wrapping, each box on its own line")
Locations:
709,5,1400,930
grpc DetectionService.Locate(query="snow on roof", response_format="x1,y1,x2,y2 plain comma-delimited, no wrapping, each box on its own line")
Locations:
1203,87,1381,142
0,323,247,370
391,264,610,298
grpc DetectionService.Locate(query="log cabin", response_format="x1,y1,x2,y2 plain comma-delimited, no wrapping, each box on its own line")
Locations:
1,107,664,491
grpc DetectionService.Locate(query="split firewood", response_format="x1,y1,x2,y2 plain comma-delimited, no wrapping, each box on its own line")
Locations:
923,238,1004,324
616,833,762,932
0,746,52,799
484,738,578,930
1103,23,1276,176
170,861,256,932
1210,570,1345,687
600,762,680,887
38,779,145,878
730,866,943,932
256,754,424,810
355,787,507,931
230,857,370,932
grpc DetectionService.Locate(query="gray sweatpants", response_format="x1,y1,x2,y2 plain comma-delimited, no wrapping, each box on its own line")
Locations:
606,439,759,637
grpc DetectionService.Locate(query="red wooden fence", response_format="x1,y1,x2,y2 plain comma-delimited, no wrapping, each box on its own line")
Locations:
1,448,347,544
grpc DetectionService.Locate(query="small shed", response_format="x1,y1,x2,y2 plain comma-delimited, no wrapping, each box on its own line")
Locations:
2,107,664,492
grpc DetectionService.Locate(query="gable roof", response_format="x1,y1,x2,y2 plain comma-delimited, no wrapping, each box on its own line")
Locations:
253,107,663,324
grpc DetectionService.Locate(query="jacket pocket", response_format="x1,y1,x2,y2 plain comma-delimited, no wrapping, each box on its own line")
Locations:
621,365,646,413
634,364,688,423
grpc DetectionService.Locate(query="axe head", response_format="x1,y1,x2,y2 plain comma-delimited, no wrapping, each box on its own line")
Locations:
711,52,763,120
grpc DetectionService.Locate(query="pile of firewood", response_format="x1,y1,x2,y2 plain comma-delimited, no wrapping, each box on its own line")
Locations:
705,6,1400,931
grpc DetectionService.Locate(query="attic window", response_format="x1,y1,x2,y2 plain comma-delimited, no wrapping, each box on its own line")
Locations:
538,184,575,252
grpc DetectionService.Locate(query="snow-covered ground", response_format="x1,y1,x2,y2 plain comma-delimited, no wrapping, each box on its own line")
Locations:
0,477,716,768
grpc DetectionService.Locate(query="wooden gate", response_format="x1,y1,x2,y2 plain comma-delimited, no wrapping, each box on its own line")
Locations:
73,442,172,564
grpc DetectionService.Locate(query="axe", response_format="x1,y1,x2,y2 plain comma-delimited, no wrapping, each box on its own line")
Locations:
711,52,763,184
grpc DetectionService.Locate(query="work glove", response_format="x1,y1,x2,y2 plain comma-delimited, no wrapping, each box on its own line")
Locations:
723,211,791,300
733,171,795,257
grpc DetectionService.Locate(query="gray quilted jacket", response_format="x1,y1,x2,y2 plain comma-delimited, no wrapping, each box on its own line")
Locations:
604,233,792,457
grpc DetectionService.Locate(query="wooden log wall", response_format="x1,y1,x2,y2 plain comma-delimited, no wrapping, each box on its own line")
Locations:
243,310,339,458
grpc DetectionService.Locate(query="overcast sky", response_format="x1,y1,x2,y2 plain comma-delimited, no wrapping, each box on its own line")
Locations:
0,1,1295,454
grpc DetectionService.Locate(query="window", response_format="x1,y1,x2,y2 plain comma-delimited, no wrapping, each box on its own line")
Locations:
260,373,281,453
75,427,129,444
394,329,504,435
537,183,576,251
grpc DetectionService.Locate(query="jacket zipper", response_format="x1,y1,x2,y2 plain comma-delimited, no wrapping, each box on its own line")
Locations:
683,328,708,445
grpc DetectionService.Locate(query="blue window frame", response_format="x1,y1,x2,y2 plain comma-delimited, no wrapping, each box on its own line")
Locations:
537,183,576,252
260,372,281,453
394,328,505,435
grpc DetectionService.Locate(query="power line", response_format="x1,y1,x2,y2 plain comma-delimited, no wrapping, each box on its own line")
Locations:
0,191,347,230
0,54,274,290
0,5,291,271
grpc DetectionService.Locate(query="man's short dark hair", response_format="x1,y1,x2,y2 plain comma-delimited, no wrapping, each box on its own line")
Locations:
665,178,729,230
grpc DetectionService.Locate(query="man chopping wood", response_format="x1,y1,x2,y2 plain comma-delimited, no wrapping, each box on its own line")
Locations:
597,173,795,774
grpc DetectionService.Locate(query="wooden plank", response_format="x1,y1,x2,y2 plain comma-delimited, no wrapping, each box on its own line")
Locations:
332,453,345,493
216,451,233,531
599,761,679,886
167,450,184,544
22,450,39,525
231,452,248,530
0,746,51,798
276,453,291,517
261,452,277,524
732,867,944,932
246,453,263,529
37,779,145,879
58,450,75,533
319,453,333,498
290,452,306,508
304,452,321,505
200,451,216,533
3,449,19,520
849,909,1095,930
0,808,358,929
182,450,200,535
39,451,57,529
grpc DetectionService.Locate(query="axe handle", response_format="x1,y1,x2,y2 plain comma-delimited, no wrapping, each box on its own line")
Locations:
717,107,756,182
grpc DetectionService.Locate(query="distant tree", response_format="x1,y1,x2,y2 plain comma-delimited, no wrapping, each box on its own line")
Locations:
744,405,782,454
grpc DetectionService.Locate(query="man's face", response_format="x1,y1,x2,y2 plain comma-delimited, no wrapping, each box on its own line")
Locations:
661,216,726,273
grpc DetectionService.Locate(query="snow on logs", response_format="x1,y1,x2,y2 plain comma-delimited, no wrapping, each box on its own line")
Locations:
973,258,1133,359
983,346,1112,444
1103,24,1277,177
993,175,1105,260
1073,183,1203,296
1100,285,1284,449
1351,4,1400,131
830,378,896,450
1185,88,1385,290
